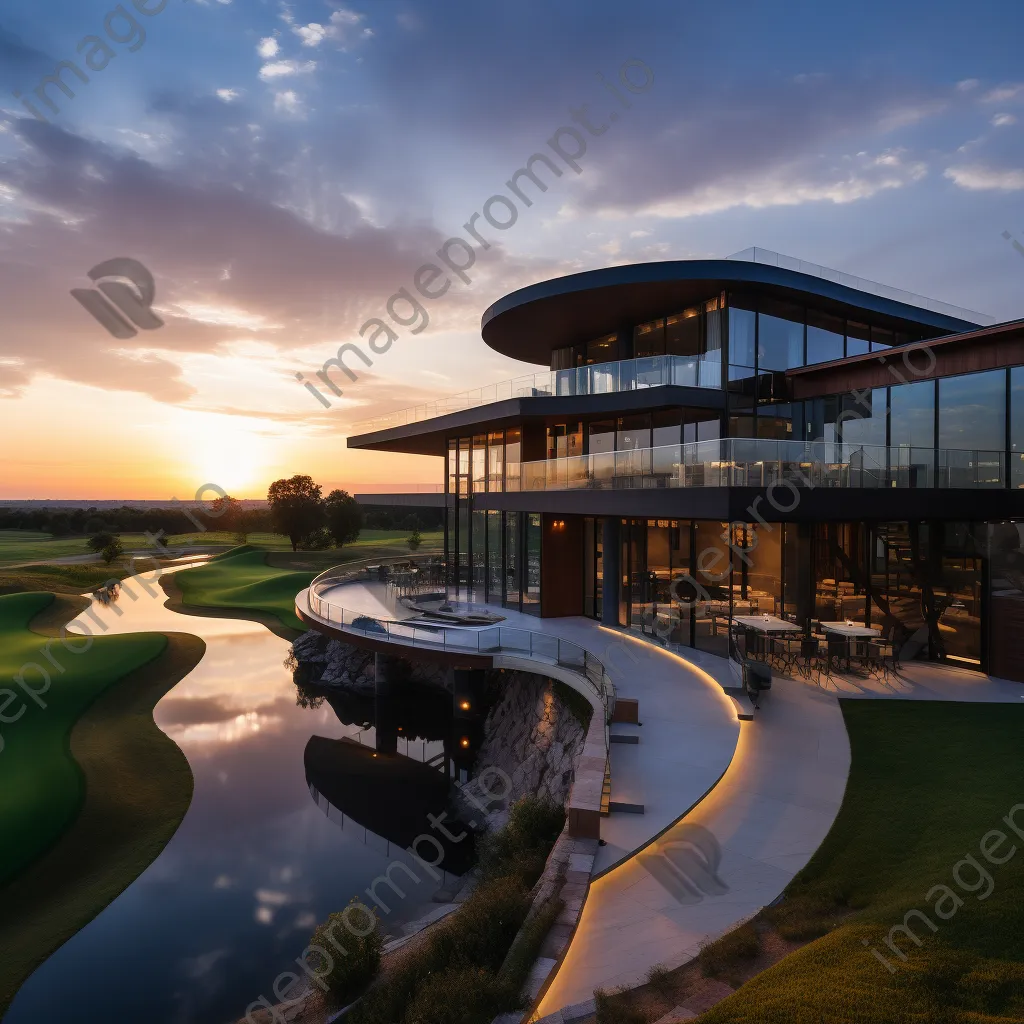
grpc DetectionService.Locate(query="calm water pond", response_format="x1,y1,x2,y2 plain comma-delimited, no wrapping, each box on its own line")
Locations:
6,569,470,1024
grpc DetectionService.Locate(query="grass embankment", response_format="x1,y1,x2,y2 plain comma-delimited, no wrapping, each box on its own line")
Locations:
170,547,319,635
0,592,205,1015
171,534,444,636
691,701,1024,1024
593,701,1024,1024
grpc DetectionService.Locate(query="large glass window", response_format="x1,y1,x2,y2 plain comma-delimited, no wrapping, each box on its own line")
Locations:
586,334,618,364
588,420,616,455
634,318,665,357
666,308,702,356
504,511,520,608
757,299,804,371
840,388,886,448
890,380,935,449
523,513,542,613
447,439,457,495
472,435,486,492
617,415,651,451
486,510,502,602
938,370,1006,451
652,409,681,448
487,431,504,491
728,299,756,371
806,310,845,364
505,427,521,492
846,321,870,357
1011,367,1024,487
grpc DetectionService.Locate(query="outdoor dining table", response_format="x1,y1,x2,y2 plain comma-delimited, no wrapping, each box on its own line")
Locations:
820,622,881,672
733,615,801,660
819,622,881,637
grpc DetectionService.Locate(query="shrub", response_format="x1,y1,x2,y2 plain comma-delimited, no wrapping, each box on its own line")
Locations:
308,900,383,1006
408,530,422,551
477,795,565,885
552,680,594,729
698,922,761,981
88,531,115,553
304,526,333,550
595,989,646,1024
402,965,506,1024
101,537,124,564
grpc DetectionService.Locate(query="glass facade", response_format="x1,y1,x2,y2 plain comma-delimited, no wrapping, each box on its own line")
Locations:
607,516,993,670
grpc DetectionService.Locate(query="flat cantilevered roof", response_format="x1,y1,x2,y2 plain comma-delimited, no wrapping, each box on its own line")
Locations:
481,254,991,366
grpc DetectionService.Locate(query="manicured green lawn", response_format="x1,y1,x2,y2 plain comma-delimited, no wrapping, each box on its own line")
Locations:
173,535,443,632
0,528,442,566
0,592,167,885
173,547,317,632
699,700,1024,1024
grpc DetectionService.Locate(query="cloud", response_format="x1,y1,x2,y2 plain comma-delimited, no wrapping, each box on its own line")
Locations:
992,113,1017,127
944,164,1024,191
258,59,316,82
982,83,1024,104
216,88,240,103
257,36,279,59
0,116,475,404
273,90,303,116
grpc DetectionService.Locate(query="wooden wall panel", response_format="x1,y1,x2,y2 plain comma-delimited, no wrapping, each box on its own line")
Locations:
989,596,1024,684
541,513,583,617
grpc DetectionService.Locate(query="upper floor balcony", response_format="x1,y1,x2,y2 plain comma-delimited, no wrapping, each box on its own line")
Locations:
350,353,722,435
515,438,1018,492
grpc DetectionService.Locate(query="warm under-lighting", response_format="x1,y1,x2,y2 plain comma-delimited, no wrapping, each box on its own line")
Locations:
460,736,470,748
460,700,471,710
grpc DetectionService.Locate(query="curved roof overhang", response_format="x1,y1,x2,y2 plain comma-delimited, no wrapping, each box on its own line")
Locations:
481,260,984,366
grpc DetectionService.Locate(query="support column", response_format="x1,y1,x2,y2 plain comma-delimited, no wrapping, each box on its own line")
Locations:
602,517,621,627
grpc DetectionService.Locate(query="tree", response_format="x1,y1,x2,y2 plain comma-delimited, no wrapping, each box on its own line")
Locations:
324,489,363,550
207,495,244,536
101,537,124,564
267,475,325,551
88,532,115,553
408,529,422,551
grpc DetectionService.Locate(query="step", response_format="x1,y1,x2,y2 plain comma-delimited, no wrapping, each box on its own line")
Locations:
608,800,645,814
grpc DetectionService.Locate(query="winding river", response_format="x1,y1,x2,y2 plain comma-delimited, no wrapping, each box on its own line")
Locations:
5,566,460,1024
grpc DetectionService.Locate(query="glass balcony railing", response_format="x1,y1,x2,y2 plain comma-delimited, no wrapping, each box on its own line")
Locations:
518,439,1009,491
350,353,722,434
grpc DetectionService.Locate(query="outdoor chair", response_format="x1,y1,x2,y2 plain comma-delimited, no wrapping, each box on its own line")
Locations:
799,637,824,684
742,658,772,709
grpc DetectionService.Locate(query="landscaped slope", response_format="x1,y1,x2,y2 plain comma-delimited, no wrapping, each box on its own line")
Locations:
0,591,167,883
697,700,1024,1024
172,547,316,632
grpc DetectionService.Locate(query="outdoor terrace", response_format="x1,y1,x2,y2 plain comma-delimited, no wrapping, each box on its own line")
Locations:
515,438,1016,492
350,353,721,435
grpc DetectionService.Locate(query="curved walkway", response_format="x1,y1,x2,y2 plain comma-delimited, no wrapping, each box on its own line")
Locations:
297,585,743,875
536,673,850,1015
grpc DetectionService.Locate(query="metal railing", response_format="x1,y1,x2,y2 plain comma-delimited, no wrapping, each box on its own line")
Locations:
519,438,1011,491
351,353,722,434
305,568,614,717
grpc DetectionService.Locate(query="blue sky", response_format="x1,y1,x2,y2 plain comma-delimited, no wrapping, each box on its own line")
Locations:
1,0,1023,495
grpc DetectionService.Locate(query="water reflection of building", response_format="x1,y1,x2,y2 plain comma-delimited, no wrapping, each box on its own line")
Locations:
303,735,475,876
347,250,1024,677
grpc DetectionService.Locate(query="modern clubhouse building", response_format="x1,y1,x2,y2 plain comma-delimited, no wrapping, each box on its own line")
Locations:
348,249,1024,683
